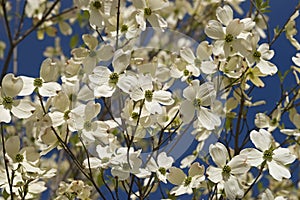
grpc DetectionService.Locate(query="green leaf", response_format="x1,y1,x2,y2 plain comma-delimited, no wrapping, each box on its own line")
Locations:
69,34,79,49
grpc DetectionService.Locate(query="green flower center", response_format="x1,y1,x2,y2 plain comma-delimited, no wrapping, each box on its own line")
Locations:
145,90,153,101
253,50,261,59
222,165,231,174
84,121,92,131
183,69,189,76
34,78,43,88
131,112,139,120
89,50,97,57
2,96,13,110
144,7,152,16
184,176,192,187
263,149,273,161
121,24,128,32
193,98,202,107
158,167,166,175
92,1,102,9
109,72,119,84
222,165,231,180
64,110,71,120
225,34,234,43
15,153,24,163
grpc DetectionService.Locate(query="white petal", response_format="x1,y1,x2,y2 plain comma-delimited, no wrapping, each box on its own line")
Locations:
149,0,169,11
82,34,98,50
250,129,272,151
179,100,194,123
256,60,277,75
180,47,196,64
18,76,35,96
147,14,167,30
85,101,101,121
201,61,217,74
5,136,20,159
188,162,204,177
197,107,221,130
224,176,244,200
226,19,244,36
205,20,225,40
267,160,291,181
11,100,35,119
145,101,162,114
196,41,212,60
167,167,186,185
153,90,174,105
157,152,174,169
228,155,250,175
39,82,61,97
132,0,146,9
96,44,114,60
2,73,23,97
216,5,233,26
209,142,228,167
0,106,11,123
206,166,223,183
113,49,130,73
273,148,296,165
48,111,65,127
240,148,264,166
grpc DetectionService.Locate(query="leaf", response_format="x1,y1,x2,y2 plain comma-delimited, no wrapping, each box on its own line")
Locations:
69,34,79,49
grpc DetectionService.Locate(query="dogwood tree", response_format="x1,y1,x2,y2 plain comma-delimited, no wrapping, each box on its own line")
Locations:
0,0,300,199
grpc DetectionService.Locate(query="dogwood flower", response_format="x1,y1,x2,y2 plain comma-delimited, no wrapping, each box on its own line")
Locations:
110,147,143,180
71,34,114,74
240,129,296,181
206,142,249,199
19,58,61,97
246,34,277,75
147,152,174,183
167,162,205,196
133,0,169,30
205,5,248,57
89,49,130,98
119,73,174,114
0,74,35,123
180,80,221,130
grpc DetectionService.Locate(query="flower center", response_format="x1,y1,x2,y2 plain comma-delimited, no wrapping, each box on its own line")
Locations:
183,69,189,76
84,121,92,131
222,165,231,180
144,8,152,16
34,78,43,88
158,167,166,175
121,24,128,32
92,1,102,9
144,90,153,101
64,110,71,120
2,96,13,110
263,149,273,161
184,176,192,187
131,112,139,120
253,50,261,59
109,72,119,84
89,50,97,57
225,34,234,43
15,153,24,163
193,98,202,107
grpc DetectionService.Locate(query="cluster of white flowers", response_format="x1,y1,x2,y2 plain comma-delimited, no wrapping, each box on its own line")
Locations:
1,0,300,199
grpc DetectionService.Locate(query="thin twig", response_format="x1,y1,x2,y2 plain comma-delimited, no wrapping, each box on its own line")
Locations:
1,124,14,200
116,0,121,49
